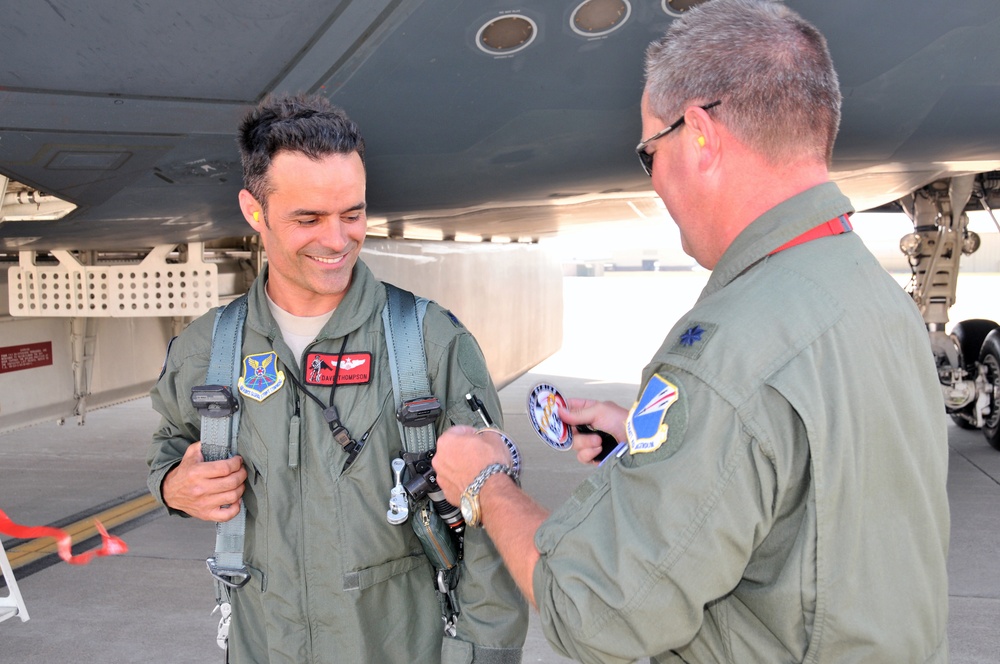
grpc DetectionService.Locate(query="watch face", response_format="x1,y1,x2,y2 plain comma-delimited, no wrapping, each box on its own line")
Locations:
460,495,474,523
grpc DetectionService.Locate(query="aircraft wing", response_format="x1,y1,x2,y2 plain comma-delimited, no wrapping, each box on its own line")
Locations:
2,0,998,251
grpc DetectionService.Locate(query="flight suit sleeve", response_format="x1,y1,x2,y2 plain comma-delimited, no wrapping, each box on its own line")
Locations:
424,305,529,663
530,371,784,664
146,316,213,515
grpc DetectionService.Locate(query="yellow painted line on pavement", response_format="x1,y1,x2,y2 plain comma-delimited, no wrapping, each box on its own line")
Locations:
5,493,160,570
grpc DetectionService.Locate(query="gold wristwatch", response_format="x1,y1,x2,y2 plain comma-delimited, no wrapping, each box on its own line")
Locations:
460,463,510,528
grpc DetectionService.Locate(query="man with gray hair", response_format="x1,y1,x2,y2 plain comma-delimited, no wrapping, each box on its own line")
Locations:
431,1,950,662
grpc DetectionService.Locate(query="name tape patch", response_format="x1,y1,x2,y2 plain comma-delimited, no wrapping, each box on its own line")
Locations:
305,352,372,386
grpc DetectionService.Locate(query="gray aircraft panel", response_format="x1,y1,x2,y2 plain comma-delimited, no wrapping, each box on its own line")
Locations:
0,0,351,101
0,0,998,250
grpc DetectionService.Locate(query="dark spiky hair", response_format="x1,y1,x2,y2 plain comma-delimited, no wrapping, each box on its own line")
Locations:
238,93,366,207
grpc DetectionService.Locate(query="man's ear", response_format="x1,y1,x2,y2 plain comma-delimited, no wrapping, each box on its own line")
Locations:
239,189,264,230
685,107,718,170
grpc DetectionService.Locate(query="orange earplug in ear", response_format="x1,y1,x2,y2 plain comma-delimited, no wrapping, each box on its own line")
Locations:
253,211,260,221
697,136,706,147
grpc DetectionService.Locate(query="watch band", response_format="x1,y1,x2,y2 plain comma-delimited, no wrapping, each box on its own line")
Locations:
468,462,510,495
461,462,510,528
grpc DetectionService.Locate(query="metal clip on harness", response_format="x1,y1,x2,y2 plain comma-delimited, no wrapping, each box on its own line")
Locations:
206,557,251,589
191,385,239,418
397,396,442,428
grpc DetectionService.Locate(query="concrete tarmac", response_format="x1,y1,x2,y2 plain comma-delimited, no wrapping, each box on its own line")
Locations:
2,272,999,663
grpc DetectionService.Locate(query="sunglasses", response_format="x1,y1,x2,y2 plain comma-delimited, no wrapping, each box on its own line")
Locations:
635,100,721,176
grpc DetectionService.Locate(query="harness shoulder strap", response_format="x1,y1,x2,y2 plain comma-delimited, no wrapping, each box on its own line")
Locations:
382,283,435,453
195,293,250,589
382,284,465,636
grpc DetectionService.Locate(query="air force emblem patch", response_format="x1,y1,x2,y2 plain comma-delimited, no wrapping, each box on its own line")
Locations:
238,351,285,402
625,374,679,454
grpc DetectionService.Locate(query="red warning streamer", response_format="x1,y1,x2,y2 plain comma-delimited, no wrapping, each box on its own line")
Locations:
0,508,128,565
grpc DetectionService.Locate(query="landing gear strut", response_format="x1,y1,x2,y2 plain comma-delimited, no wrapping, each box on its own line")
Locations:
899,173,1000,449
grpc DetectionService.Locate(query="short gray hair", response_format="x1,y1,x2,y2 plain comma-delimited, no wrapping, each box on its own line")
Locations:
644,0,841,164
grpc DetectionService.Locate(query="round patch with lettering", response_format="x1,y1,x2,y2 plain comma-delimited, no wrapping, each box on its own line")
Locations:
526,383,573,451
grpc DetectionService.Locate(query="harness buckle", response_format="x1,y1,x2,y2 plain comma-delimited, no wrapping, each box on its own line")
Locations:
396,396,442,428
191,385,239,418
206,557,251,589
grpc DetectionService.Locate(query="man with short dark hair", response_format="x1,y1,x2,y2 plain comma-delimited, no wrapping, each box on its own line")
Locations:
431,2,950,662
148,94,527,663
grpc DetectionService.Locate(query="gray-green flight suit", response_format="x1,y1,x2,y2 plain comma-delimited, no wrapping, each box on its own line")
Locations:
149,260,527,663
533,183,950,663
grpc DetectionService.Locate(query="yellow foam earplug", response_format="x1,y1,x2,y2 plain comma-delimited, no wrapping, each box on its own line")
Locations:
697,136,706,147
253,211,260,221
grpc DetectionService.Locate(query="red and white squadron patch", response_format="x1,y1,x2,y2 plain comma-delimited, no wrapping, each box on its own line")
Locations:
305,352,372,385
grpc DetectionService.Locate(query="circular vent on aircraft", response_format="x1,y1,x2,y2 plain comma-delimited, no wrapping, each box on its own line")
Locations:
476,15,537,55
570,0,631,37
662,0,711,17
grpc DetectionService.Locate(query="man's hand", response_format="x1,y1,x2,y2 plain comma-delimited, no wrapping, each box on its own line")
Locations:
560,398,629,465
432,425,512,504
434,425,547,607
162,442,248,522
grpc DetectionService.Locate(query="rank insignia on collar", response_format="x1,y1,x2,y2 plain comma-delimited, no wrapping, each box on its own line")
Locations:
238,351,285,402
625,374,679,454
680,325,705,346
670,321,716,359
305,352,372,386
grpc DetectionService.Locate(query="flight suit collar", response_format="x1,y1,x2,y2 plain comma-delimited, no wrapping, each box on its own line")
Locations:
702,182,854,300
245,259,384,341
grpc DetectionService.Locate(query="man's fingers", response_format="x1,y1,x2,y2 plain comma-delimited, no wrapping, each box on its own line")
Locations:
214,502,243,523
163,444,247,520
186,443,243,475
564,397,594,410
211,465,248,492
183,441,205,463
572,432,603,465
190,455,245,482
558,403,586,426
576,446,601,465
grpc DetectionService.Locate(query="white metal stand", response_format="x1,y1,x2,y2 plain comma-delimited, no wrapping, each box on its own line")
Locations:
0,539,30,623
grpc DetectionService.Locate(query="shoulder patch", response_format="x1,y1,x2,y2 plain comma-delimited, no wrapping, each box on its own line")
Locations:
457,334,490,389
669,321,717,360
238,351,285,402
625,374,679,454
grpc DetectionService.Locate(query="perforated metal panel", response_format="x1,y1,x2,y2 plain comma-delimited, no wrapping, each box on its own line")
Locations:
8,245,218,317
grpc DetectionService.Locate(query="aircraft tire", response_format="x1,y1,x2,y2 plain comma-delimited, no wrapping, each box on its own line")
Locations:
979,330,1000,451
949,319,1000,430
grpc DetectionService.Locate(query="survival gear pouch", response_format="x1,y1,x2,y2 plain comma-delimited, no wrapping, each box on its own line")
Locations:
196,284,463,646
